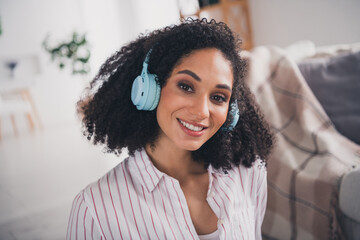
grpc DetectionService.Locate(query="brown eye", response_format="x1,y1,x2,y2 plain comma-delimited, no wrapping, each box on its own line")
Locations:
177,82,194,92
211,95,226,103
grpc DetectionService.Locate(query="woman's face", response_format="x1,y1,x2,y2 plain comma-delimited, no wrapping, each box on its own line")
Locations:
156,48,233,151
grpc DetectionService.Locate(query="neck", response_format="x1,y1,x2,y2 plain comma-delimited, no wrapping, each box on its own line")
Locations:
145,134,206,182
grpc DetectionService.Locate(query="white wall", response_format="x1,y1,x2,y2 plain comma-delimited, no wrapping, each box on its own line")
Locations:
81,0,180,73
0,0,87,130
131,0,180,34
0,0,179,130
0,0,179,77
0,0,84,56
248,0,360,47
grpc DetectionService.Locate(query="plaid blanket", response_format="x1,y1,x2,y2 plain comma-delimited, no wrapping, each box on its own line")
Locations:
243,46,360,240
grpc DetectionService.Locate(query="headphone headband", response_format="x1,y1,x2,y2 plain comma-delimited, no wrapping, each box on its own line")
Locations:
142,49,152,73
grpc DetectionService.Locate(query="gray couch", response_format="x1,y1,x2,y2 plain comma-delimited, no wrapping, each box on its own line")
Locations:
298,48,360,239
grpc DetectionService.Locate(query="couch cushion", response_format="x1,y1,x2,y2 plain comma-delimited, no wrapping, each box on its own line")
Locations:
298,51,360,144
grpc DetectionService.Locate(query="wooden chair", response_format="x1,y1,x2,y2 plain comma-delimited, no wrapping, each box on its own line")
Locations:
0,86,42,140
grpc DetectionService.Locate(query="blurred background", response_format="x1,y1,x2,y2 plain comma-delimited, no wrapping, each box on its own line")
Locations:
0,0,359,239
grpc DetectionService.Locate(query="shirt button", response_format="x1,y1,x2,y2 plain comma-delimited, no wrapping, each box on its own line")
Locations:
210,191,215,197
218,218,224,225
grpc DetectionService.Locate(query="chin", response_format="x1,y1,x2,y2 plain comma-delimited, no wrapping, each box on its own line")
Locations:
177,141,204,152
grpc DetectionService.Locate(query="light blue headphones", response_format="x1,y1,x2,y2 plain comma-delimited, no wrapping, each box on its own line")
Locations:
222,100,239,131
131,49,161,111
131,49,239,130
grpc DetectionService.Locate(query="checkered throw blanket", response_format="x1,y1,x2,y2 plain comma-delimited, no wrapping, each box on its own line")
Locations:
243,46,360,240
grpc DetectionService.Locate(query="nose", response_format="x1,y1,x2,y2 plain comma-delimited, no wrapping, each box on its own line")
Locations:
190,96,210,120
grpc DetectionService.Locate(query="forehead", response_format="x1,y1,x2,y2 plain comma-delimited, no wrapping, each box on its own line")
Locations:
171,48,234,86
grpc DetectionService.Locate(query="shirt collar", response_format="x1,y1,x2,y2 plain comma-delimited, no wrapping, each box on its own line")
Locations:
128,148,229,193
128,148,164,193
208,164,230,177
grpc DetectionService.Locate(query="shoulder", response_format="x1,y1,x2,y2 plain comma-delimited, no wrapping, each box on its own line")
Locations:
228,158,267,194
78,156,131,207
232,157,267,178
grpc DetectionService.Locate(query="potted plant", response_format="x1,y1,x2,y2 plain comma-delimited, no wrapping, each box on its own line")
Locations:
42,32,91,75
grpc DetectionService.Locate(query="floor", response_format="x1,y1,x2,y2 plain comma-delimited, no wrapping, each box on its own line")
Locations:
0,119,126,239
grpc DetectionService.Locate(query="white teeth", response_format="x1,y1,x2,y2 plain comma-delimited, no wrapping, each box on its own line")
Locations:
179,119,204,132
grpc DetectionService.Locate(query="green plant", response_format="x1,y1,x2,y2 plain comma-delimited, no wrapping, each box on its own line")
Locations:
42,32,91,75
0,16,2,36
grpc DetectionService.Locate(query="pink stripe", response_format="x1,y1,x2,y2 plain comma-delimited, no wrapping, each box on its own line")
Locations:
91,219,94,240
260,189,267,218
97,180,115,239
256,167,262,193
121,163,143,240
140,151,166,238
221,175,234,194
218,174,244,239
134,153,151,191
83,207,88,240
239,167,245,195
113,168,132,238
106,174,123,240
127,165,150,239
163,178,186,240
250,167,255,197
136,189,151,239
213,187,230,220
242,210,250,240
221,224,227,240
239,167,249,208
141,186,160,240
211,193,222,214
227,174,236,184
257,170,266,211
217,181,230,201
228,174,244,209
68,194,81,240
150,162,161,180
220,177,240,208
75,196,83,240
171,178,195,240
212,192,228,239
157,185,177,239
90,187,106,237
257,169,266,194
140,151,157,187
151,191,167,239
238,223,245,240
143,151,161,181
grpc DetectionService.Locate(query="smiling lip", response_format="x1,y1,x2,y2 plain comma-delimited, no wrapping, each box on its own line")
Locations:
177,118,208,137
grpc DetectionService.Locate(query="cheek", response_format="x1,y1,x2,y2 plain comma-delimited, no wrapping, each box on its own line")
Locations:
213,108,229,128
156,87,179,123
219,110,229,125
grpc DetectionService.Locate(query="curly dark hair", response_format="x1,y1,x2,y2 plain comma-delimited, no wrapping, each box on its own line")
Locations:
78,18,274,171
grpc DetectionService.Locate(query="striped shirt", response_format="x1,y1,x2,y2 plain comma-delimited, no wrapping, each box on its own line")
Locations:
67,148,267,240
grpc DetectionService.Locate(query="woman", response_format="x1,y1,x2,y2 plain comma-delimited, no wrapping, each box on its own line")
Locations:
67,18,273,240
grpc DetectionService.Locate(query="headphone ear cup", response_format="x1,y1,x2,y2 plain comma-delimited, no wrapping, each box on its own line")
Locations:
221,101,239,131
143,73,160,111
131,71,160,111
229,102,240,130
131,75,145,109
131,49,160,111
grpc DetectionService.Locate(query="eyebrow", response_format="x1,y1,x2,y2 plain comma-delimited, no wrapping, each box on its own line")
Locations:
178,69,232,92
215,84,232,91
177,70,201,81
